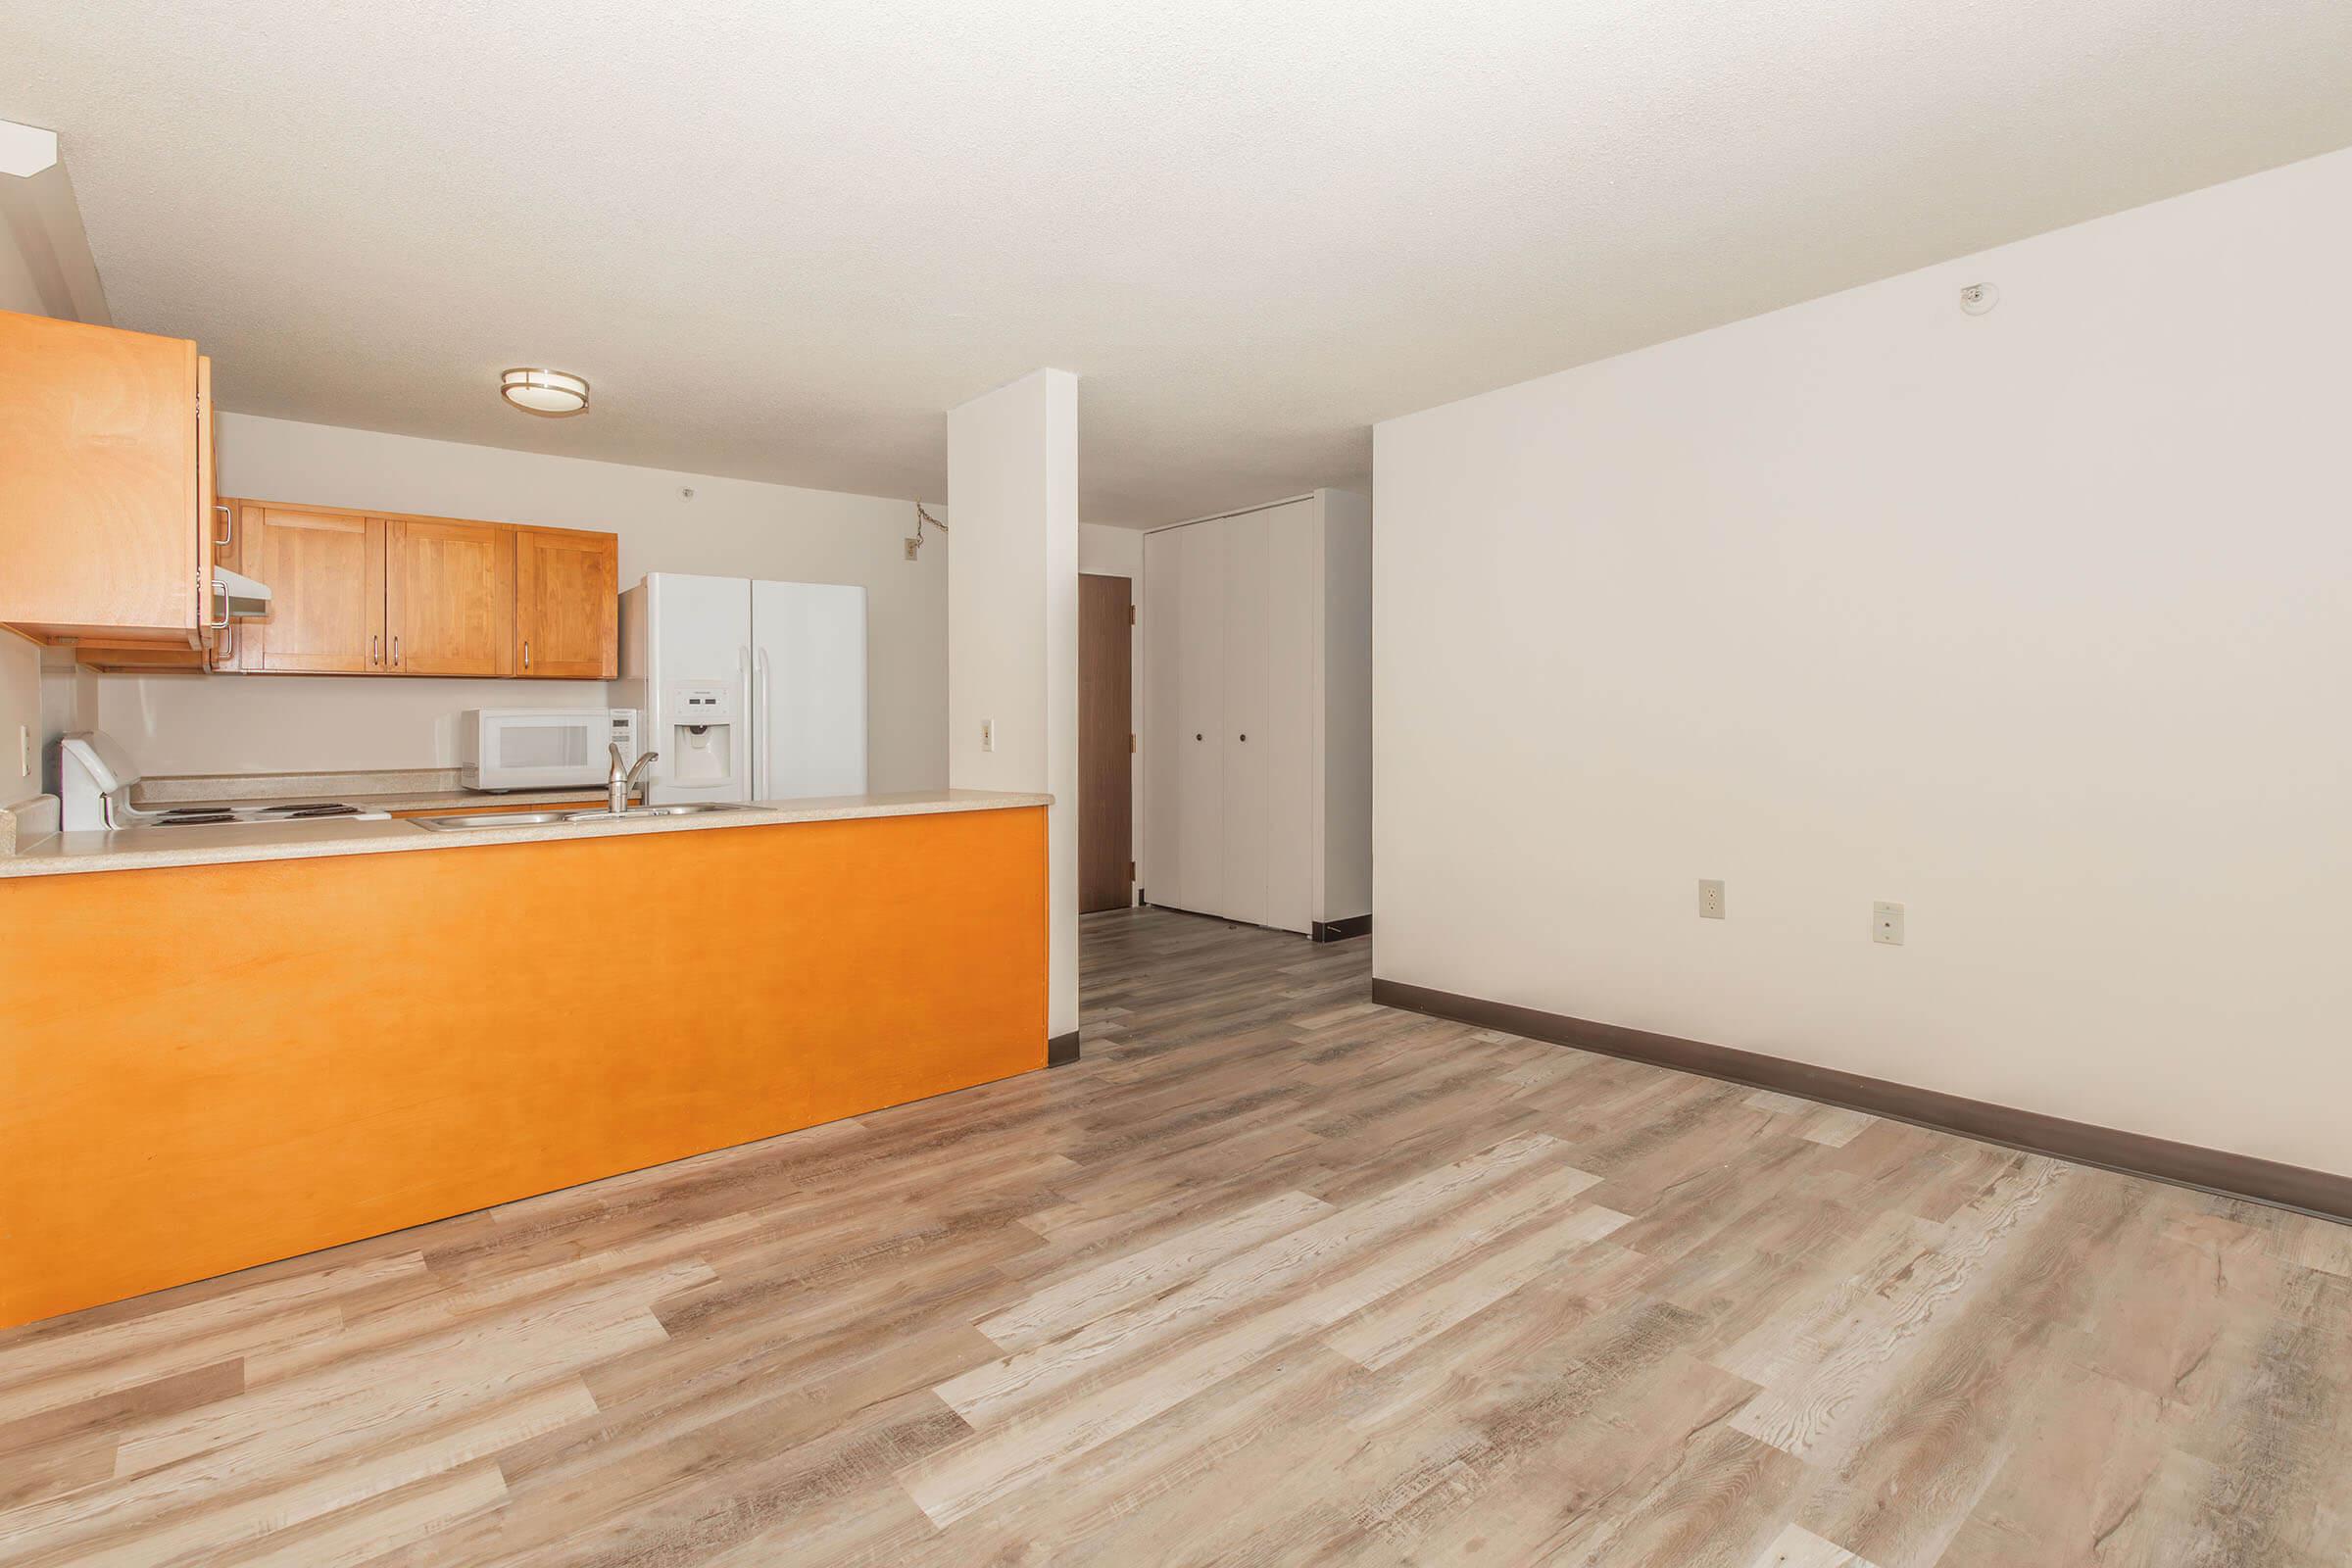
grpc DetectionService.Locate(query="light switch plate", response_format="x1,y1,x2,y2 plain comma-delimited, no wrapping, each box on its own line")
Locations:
980,717,996,753
1698,879,1725,919
1873,901,1905,946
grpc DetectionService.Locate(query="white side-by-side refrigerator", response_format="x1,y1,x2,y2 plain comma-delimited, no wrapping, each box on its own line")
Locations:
616,573,868,805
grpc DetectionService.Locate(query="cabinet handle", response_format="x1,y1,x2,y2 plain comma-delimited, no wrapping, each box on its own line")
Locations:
522,640,530,672
371,634,380,665
206,582,230,630
1240,734,1248,742
213,502,233,550
1195,733,1202,741
392,635,401,666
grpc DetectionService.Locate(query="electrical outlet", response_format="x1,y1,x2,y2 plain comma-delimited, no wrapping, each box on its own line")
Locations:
1873,901,1905,946
1698,879,1725,919
979,717,996,753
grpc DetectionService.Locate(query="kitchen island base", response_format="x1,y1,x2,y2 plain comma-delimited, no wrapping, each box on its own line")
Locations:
0,804,1048,1329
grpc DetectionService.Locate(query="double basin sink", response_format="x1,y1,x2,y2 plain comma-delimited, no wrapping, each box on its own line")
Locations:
410,802,761,833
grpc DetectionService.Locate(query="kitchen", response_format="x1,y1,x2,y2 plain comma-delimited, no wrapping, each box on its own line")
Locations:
0,306,1059,1333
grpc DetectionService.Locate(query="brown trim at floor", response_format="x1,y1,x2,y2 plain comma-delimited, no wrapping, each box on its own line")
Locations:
1370,977,2352,1224
1047,1030,1082,1068
1312,914,1373,944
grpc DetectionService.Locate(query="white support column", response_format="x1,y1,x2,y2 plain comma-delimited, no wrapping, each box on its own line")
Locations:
947,368,1080,1052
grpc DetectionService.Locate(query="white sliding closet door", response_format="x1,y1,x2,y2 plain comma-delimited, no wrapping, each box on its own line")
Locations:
1174,518,1226,915
1264,501,1318,933
1142,526,1188,911
1219,509,1272,927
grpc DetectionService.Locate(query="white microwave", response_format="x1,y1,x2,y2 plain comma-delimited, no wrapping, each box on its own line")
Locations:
461,708,639,791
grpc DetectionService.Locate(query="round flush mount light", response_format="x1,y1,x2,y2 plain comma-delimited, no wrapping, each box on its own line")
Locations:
500,368,589,417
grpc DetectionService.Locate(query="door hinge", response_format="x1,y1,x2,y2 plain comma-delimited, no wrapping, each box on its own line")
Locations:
1129,604,1136,625
1129,733,1137,754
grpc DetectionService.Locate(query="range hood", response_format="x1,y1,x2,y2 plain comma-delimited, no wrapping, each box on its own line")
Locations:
213,564,272,618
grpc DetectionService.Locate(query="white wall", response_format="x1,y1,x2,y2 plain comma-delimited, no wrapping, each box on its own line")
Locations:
1316,489,1374,924
96,414,947,789
949,369,1080,1041
1078,522,1145,896
0,630,37,808
1374,146,2352,1178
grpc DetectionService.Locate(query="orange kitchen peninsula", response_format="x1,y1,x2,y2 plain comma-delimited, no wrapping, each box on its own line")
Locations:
0,801,1047,1329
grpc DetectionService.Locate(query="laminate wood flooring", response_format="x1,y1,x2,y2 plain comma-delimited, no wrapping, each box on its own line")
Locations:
4,906,2348,1565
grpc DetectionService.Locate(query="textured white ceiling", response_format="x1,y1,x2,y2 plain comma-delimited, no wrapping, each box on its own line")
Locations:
6,2,2350,523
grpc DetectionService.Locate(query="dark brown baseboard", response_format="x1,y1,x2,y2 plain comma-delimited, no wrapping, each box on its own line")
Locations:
1312,914,1373,944
1046,1030,1081,1068
1371,977,2352,1224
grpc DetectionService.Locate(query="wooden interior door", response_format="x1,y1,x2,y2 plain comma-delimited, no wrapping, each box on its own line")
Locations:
241,507,386,673
387,518,515,676
514,526,618,678
1078,573,1134,913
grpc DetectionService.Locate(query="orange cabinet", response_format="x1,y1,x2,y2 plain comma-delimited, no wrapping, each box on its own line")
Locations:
0,310,213,647
240,506,388,673
514,525,619,678
220,502,613,680
387,516,515,676
208,494,243,672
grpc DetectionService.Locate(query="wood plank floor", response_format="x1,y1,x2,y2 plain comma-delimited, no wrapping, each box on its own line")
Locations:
5,906,2350,1565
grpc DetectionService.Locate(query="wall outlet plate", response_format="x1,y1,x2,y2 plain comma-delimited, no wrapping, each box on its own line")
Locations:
980,717,996,753
1698,879,1725,919
1873,901,1905,946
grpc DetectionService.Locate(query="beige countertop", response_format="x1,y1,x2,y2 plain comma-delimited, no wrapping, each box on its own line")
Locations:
0,791,1053,880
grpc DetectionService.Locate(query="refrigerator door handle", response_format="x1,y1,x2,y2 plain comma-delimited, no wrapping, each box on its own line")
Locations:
754,647,771,802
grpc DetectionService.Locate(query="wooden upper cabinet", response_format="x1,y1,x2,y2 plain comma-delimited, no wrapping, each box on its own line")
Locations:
240,507,387,673
387,517,514,676
0,310,203,642
514,526,618,678
209,497,242,672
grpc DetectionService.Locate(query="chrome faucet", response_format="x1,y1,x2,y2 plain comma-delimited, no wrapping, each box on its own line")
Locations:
608,743,660,814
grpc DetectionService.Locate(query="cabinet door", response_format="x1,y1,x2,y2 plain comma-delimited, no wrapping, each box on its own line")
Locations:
514,526,617,678
195,356,218,660
387,518,515,676
1174,519,1226,916
1219,510,1272,927
0,313,200,640
1142,528,1186,911
209,498,242,671
241,507,387,673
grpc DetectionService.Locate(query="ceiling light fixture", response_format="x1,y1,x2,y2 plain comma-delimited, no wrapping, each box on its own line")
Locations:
500,367,589,417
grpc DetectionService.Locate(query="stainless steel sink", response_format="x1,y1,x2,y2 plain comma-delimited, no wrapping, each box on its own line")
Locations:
409,802,762,832
409,810,580,832
562,803,760,821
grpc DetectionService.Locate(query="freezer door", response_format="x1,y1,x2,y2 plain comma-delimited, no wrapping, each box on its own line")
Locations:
641,572,753,804
751,579,868,800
